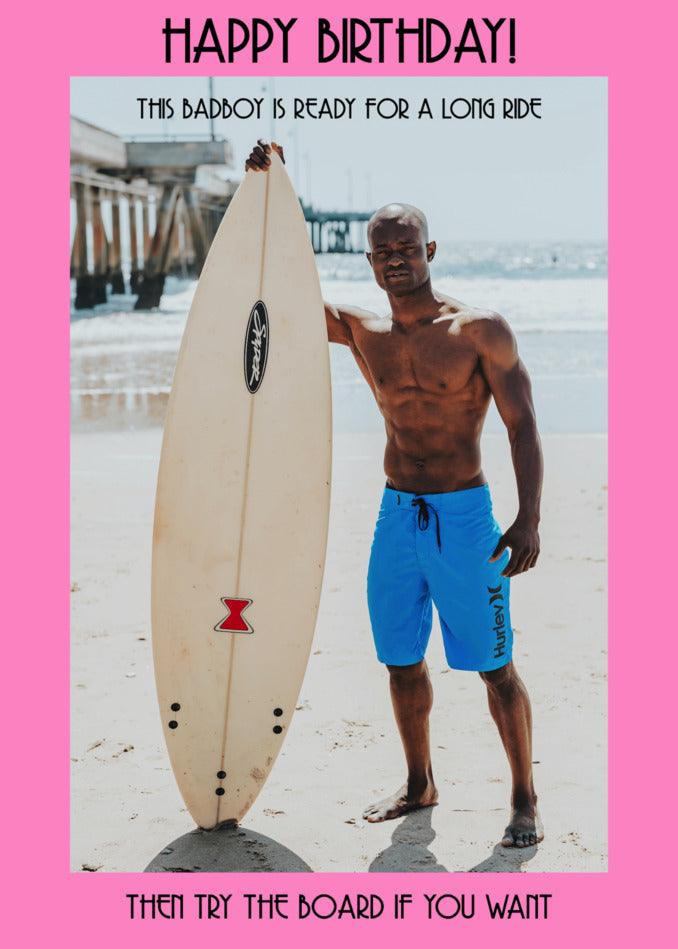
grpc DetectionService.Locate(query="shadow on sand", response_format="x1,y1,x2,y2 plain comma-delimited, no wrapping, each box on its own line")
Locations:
145,823,312,872
368,808,449,872
145,813,539,873
367,807,539,873
469,842,538,872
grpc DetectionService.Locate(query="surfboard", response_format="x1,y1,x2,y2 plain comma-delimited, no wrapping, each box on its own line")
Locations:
151,153,331,830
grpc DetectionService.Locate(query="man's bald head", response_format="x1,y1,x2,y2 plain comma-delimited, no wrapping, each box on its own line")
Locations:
367,203,429,247
365,203,436,297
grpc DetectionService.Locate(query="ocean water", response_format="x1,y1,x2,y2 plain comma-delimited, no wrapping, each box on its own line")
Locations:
70,241,607,434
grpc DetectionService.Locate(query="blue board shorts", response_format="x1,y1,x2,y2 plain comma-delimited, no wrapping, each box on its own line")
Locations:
367,483,512,672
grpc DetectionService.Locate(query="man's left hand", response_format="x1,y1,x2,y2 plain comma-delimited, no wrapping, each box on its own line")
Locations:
489,520,540,577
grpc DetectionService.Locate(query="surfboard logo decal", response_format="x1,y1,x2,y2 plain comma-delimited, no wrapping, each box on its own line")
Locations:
215,597,254,634
244,301,269,393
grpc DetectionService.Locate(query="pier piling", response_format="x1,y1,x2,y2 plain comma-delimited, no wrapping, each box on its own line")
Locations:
108,194,125,294
128,198,141,293
134,184,180,310
90,187,109,305
72,180,96,309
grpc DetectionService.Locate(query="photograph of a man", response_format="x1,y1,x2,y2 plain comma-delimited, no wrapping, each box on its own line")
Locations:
248,140,543,848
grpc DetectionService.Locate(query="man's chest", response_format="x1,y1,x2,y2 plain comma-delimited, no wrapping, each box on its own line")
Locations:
352,326,481,395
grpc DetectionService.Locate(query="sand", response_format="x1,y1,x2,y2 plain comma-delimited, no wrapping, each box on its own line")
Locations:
70,428,607,873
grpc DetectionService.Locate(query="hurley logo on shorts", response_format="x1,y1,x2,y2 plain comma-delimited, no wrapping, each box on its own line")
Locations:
487,584,506,659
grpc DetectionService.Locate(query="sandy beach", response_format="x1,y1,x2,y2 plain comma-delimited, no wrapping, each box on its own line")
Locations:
71,427,607,873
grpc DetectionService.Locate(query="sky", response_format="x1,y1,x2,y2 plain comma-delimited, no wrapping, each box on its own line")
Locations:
71,76,607,242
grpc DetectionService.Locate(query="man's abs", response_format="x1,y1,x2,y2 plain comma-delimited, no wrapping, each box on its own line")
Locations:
382,407,488,494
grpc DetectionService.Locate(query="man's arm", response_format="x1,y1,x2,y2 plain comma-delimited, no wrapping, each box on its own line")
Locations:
324,303,353,345
470,313,543,577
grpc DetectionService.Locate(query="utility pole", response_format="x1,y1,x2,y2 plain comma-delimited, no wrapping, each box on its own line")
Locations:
304,153,312,207
207,77,215,141
365,172,372,208
287,127,300,195
269,77,276,142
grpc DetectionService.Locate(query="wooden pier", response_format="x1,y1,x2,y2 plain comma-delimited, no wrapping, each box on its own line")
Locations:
70,118,237,310
303,206,372,254
70,117,373,311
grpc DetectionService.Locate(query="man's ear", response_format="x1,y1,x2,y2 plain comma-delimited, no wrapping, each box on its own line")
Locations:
426,240,437,262
365,251,372,266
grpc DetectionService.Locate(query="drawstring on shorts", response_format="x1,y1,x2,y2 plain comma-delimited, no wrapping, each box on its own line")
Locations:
411,497,442,551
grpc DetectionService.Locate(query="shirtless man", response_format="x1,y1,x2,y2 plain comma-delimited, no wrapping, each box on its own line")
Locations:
247,142,544,847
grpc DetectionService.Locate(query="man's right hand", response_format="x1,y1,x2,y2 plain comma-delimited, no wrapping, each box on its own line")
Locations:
245,140,285,172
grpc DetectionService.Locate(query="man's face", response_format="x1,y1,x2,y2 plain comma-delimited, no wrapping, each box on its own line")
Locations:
366,217,435,297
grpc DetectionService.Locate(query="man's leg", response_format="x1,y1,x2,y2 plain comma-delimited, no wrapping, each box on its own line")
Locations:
479,661,544,847
363,659,438,822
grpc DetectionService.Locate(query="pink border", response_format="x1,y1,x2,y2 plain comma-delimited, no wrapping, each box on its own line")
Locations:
5,0,675,943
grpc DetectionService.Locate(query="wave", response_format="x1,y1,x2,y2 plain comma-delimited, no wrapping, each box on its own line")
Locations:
317,241,607,281
72,386,171,396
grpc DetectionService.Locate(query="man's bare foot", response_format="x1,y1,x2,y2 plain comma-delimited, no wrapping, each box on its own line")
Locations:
501,801,544,848
362,781,438,823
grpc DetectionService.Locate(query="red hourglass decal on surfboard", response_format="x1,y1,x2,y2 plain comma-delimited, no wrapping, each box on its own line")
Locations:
215,597,254,633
